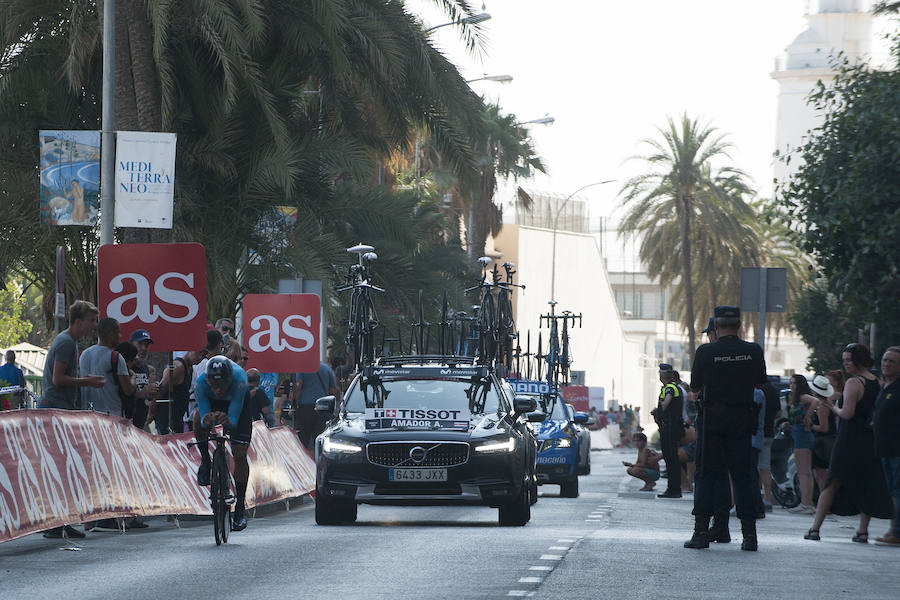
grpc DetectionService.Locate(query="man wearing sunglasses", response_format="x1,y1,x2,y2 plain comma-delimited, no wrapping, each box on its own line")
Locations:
193,355,252,531
216,318,235,349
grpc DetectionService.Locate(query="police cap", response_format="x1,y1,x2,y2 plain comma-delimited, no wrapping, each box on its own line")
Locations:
714,305,740,319
700,318,715,334
658,363,674,373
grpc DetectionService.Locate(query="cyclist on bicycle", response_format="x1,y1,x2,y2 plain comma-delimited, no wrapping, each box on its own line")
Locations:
194,356,252,531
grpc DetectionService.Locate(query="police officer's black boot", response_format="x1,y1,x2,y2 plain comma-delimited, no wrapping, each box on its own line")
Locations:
740,518,758,551
684,516,711,549
707,511,731,543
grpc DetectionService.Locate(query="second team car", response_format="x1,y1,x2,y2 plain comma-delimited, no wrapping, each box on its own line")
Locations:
314,358,543,526
507,379,589,498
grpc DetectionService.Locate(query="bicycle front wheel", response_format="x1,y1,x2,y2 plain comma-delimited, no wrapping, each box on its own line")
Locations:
477,293,496,365
211,448,230,545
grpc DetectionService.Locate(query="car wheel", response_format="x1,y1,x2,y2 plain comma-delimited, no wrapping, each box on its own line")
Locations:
560,477,579,498
499,482,531,526
529,479,539,505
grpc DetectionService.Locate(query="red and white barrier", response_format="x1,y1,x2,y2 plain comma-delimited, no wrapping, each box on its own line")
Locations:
0,409,316,543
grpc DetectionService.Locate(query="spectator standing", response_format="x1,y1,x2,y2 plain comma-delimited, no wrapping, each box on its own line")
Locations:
39,300,105,539
758,379,782,512
215,317,235,352
655,363,684,498
127,330,158,429
684,306,766,551
79,317,135,417
873,346,900,545
805,344,894,542
293,362,340,449
155,343,207,434
809,375,837,498
246,368,272,426
0,350,26,410
786,374,818,514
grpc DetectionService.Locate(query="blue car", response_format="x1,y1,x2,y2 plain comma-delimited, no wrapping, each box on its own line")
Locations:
507,379,589,498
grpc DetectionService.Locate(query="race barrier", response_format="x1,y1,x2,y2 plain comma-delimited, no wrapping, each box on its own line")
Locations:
0,409,316,543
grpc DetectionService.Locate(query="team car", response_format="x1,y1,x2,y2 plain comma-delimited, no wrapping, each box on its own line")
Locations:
314,358,543,526
507,379,589,498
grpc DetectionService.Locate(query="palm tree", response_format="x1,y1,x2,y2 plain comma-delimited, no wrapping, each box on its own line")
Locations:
618,114,752,355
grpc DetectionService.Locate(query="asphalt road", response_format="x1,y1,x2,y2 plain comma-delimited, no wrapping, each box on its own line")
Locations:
3,450,899,600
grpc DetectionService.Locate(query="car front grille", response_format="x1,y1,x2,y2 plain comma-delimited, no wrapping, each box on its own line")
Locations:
367,442,469,467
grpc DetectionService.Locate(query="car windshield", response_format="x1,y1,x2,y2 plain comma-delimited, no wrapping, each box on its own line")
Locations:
345,378,502,415
537,395,568,421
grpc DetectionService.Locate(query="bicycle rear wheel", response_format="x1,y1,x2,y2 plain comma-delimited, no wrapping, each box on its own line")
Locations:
497,290,515,372
477,293,496,365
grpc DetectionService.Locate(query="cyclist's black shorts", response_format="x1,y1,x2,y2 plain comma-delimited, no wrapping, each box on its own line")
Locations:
210,398,253,445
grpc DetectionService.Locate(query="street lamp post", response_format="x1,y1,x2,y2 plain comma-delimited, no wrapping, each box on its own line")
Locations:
550,180,616,302
519,116,555,126
466,74,513,84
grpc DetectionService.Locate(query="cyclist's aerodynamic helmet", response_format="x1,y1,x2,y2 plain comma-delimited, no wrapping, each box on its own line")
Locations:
206,357,233,392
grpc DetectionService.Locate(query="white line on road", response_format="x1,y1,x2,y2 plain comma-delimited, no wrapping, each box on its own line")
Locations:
518,577,544,583
548,546,569,550
557,538,576,543
529,566,553,571
507,591,533,597
539,554,563,560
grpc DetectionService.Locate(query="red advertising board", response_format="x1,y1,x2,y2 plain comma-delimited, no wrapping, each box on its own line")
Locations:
243,293,320,373
98,243,207,351
562,385,590,412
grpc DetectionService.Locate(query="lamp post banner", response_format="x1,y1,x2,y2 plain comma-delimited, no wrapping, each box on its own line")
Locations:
114,131,176,229
98,243,207,351
0,410,316,543
39,130,101,227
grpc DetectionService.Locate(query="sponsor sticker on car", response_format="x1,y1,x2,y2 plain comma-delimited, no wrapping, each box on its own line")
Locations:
364,407,472,431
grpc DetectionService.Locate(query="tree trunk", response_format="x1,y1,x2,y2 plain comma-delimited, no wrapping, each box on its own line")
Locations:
680,195,696,357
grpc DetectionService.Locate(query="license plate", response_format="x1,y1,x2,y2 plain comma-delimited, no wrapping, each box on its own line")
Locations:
389,468,448,482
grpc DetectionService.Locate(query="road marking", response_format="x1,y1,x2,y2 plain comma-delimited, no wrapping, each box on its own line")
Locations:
548,546,569,550
540,554,563,560
557,538,576,543
518,577,544,583
507,591,533,597
529,566,553,571
585,519,604,523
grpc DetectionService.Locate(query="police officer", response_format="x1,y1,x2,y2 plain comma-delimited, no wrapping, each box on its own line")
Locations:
684,306,766,551
655,363,684,498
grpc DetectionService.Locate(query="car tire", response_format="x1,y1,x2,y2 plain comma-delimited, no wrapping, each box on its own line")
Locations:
529,479,539,505
499,483,531,526
560,477,579,498
315,489,357,525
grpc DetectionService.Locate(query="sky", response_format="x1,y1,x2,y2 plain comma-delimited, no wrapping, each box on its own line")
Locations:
411,0,819,266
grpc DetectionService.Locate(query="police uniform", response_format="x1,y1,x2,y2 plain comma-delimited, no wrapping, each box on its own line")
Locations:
687,306,766,551
656,367,684,497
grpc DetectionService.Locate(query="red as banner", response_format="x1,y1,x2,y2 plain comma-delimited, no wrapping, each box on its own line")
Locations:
98,243,207,352
0,410,315,543
561,385,590,413
243,294,321,373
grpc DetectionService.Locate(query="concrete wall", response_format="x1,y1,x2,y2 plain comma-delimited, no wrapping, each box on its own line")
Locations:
491,225,652,425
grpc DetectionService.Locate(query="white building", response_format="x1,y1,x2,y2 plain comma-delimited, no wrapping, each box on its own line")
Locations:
772,0,888,186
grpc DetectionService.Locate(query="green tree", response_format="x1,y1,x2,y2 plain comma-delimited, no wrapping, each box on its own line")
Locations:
778,49,900,359
0,281,33,347
618,115,753,355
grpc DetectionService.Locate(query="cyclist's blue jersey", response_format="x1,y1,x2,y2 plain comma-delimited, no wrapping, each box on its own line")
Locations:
196,361,249,426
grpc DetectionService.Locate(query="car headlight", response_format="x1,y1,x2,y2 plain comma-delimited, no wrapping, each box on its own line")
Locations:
556,437,572,448
322,436,362,454
475,437,517,453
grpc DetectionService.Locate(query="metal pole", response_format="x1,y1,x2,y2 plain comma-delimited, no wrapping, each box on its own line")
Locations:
100,0,115,245
757,267,767,352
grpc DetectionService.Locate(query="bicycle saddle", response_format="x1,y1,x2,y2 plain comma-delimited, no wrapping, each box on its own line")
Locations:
477,256,493,266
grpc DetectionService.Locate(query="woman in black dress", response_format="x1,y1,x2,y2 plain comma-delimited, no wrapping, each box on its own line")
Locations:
805,344,894,542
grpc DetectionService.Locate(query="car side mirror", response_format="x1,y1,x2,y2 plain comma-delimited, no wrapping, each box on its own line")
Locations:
514,395,537,414
526,411,546,423
572,411,589,424
315,395,336,414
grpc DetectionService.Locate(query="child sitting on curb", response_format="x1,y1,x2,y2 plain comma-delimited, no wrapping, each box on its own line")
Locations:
622,432,662,491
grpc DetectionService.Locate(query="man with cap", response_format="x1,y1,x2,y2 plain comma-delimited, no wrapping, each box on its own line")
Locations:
128,329,158,429
655,363,684,498
685,306,767,551
691,316,735,544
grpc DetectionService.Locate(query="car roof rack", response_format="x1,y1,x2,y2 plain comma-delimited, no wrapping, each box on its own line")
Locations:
374,355,479,367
